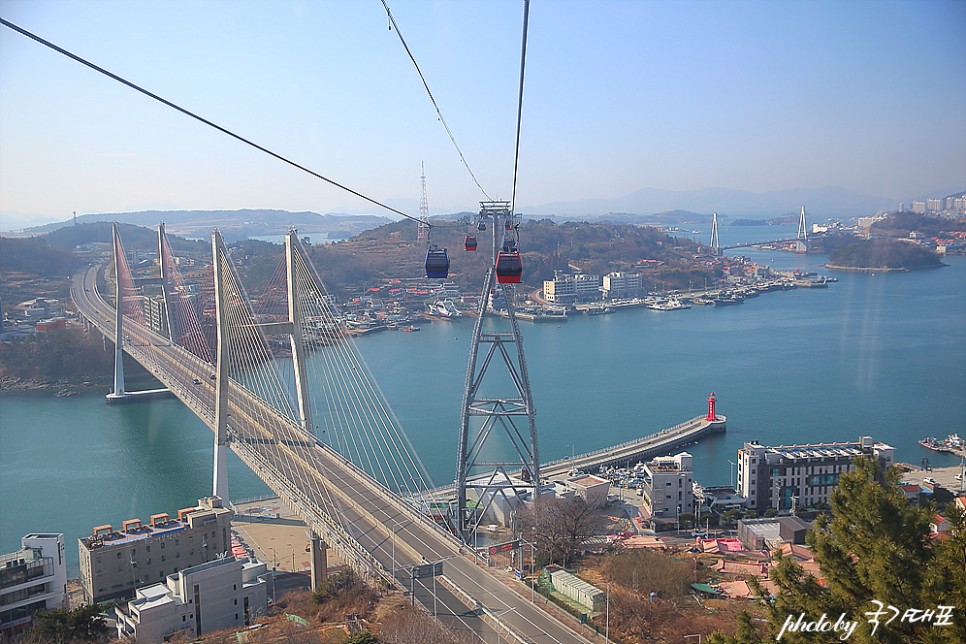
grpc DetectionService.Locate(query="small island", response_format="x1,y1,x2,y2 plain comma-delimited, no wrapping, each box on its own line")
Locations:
826,238,945,272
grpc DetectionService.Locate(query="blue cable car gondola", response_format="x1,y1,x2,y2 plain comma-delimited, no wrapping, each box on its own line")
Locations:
464,234,478,251
495,248,522,284
425,246,449,279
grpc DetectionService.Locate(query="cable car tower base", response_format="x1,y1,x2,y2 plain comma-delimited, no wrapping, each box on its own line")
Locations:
454,202,540,544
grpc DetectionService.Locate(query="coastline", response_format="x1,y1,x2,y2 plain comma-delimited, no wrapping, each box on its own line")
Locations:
824,262,947,273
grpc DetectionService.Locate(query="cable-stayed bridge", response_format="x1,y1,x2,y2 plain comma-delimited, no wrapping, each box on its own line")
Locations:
71,224,590,644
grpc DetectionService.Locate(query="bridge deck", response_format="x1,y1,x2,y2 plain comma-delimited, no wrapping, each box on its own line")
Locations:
73,266,592,643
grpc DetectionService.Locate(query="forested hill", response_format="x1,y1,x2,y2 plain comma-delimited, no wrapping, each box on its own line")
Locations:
871,211,966,238
1,223,207,279
1,217,709,298
306,217,706,292
827,239,943,270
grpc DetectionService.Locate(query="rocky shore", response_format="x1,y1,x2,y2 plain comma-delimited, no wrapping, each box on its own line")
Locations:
0,375,109,396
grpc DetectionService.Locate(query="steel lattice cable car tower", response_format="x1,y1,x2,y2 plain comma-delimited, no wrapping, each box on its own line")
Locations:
455,201,539,542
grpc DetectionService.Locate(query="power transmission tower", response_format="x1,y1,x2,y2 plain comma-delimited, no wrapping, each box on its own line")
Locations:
417,162,430,242
454,201,539,543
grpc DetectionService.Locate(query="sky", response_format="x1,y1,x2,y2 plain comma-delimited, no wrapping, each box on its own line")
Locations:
1,0,964,229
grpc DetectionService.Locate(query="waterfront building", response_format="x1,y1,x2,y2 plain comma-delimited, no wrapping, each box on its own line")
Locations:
736,516,811,550
601,272,644,300
641,452,694,518
737,436,894,512
0,533,68,639
79,497,232,604
564,474,610,508
694,485,748,515
542,272,601,304
114,556,269,643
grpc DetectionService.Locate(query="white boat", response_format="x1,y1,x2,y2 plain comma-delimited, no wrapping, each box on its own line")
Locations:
429,299,461,318
646,298,691,311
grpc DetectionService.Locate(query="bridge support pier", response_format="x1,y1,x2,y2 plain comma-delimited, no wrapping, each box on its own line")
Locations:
308,531,328,590
213,441,229,502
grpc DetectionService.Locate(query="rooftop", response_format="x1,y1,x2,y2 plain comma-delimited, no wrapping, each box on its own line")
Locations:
81,521,187,550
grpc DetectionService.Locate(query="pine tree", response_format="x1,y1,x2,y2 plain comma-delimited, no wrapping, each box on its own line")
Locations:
708,458,965,643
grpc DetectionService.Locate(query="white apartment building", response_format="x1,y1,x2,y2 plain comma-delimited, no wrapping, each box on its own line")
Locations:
542,273,601,304
79,497,232,604
737,436,894,512
0,533,68,639
601,272,644,300
115,556,269,643
642,452,694,517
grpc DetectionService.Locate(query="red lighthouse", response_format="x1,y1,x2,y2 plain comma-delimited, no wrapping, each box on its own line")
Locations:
706,392,717,421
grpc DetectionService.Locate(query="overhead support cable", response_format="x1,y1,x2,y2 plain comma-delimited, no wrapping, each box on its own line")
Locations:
381,1,492,202
0,17,436,228
509,0,531,217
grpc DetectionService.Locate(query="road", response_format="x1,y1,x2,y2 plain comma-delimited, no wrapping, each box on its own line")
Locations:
72,266,593,644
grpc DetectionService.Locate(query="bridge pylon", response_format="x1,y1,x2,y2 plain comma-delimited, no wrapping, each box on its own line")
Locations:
455,201,540,544
710,211,720,256
158,222,176,345
211,230,232,502
795,206,808,253
107,223,126,401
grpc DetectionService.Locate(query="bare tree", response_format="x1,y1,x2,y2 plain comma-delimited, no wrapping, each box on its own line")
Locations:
379,604,478,644
517,496,607,567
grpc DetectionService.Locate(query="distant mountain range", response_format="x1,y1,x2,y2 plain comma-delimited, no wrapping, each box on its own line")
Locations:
8,184,953,240
519,185,898,219
17,209,393,242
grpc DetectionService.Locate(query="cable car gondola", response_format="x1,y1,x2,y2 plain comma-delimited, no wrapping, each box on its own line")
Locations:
495,247,522,284
425,246,449,279
464,234,478,251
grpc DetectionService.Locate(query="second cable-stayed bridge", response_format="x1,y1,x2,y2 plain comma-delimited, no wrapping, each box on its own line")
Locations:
72,224,591,644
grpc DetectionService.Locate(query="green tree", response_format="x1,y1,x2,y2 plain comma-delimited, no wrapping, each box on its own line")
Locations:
24,604,108,644
710,458,965,644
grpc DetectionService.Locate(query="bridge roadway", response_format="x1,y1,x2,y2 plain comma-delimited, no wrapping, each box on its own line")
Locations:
72,267,591,644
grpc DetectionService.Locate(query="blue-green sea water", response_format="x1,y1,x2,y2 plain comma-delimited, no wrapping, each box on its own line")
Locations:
3,226,964,575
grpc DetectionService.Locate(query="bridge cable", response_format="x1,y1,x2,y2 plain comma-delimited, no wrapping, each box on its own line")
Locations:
0,17,454,229
381,0,492,202
509,0,531,218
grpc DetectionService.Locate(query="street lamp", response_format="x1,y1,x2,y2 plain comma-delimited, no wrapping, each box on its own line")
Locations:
605,582,610,642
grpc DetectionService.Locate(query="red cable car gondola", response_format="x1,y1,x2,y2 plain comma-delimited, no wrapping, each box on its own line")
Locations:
464,234,478,251
425,246,449,279
495,248,522,284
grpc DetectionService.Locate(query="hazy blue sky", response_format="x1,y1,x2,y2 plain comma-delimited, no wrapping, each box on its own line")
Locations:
1,0,964,228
